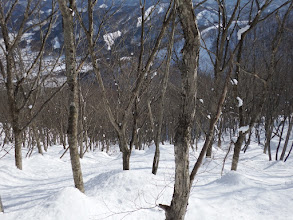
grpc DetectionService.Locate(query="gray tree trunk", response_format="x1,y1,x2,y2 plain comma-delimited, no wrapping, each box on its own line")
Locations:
162,0,200,219
231,132,245,171
14,128,23,170
280,116,293,160
0,195,3,213
32,124,43,155
57,0,85,193
118,133,131,170
152,13,175,175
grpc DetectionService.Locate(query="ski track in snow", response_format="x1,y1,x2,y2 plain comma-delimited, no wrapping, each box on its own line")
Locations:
0,133,293,220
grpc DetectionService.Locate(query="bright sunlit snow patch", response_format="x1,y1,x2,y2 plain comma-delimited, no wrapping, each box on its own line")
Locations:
103,31,121,50
236,97,243,107
99,4,108,9
158,6,164,13
239,125,249,133
231,79,238,85
237,25,250,40
52,36,60,49
151,71,157,79
137,5,155,27
120,56,131,61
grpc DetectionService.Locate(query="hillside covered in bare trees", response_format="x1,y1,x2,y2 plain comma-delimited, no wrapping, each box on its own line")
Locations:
0,0,293,219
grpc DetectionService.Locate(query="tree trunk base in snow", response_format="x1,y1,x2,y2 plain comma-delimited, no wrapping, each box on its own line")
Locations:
152,146,160,175
231,133,245,171
0,195,4,213
122,151,130,170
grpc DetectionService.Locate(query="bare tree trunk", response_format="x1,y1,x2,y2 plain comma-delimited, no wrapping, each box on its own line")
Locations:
276,118,286,160
14,128,23,170
151,12,176,175
161,1,200,219
284,142,293,162
58,0,84,193
118,133,131,170
40,128,48,152
231,133,245,171
206,137,213,158
32,124,43,155
264,117,273,161
243,130,252,153
0,195,3,213
218,120,223,148
280,115,293,160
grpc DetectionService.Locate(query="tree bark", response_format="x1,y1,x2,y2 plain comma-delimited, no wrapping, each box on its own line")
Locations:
58,0,85,193
280,115,293,160
276,119,286,160
151,12,176,175
163,0,200,219
206,139,213,158
14,128,23,170
32,124,43,155
231,132,245,171
264,117,273,161
0,195,3,213
118,133,131,170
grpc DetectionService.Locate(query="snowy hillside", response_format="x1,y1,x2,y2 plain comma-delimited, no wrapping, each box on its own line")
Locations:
1,129,293,220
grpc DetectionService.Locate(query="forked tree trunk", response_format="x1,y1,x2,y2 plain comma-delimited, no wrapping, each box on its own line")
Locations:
162,0,200,219
32,124,43,155
58,0,84,193
276,119,286,160
280,115,293,160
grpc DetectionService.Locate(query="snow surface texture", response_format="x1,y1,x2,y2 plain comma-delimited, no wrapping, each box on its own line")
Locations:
0,129,293,219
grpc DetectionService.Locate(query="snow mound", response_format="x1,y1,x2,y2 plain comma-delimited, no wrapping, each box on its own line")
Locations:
85,169,121,194
85,169,156,198
215,171,250,186
17,187,93,220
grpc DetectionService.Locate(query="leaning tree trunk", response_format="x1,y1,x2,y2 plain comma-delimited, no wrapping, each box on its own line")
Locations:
280,115,293,160
58,0,85,193
162,0,200,219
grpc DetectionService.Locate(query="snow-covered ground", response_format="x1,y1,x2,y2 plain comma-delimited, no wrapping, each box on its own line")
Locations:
0,132,293,220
